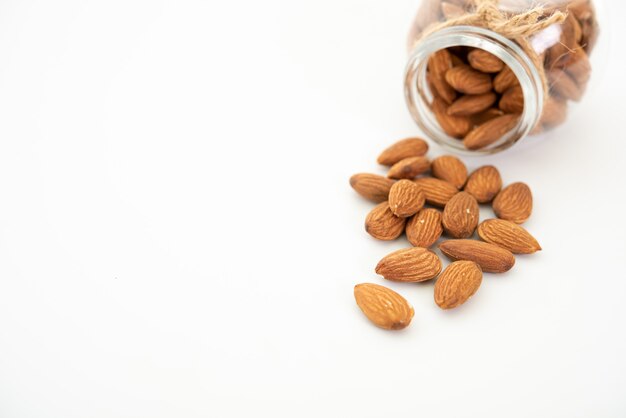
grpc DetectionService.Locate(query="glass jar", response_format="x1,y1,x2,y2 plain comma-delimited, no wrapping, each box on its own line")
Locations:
404,0,600,154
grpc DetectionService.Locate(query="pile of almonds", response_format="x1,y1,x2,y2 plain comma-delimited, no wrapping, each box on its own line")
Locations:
351,137,541,330
417,0,598,150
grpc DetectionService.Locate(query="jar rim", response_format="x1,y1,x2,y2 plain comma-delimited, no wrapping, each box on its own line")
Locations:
405,25,544,155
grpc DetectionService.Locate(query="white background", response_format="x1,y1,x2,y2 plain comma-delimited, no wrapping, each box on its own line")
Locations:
0,0,624,417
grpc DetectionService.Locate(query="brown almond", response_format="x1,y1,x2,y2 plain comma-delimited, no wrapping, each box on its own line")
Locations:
471,107,504,126
431,155,468,189
464,165,502,203
414,177,459,207
499,85,524,114
447,92,497,117
463,114,520,150
377,137,429,166
388,180,425,218
442,192,479,238
439,240,515,273
350,173,395,203
492,182,533,224
387,156,430,180
565,49,592,85
540,97,568,128
375,247,442,282
477,219,541,254
428,50,457,104
548,69,583,102
468,49,504,73
365,202,406,241
354,283,414,330
432,97,472,138
494,66,519,93
406,208,443,248
445,66,493,95
434,261,483,310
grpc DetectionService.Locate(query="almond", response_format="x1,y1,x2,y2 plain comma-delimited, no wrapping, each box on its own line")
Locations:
464,165,502,203
548,69,583,102
477,219,541,254
414,177,459,207
470,107,504,126
431,155,468,189
442,192,479,238
377,138,429,166
428,49,457,104
376,247,442,282
499,85,524,114
354,283,414,330
447,92,497,116
494,66,519,93
492,182,533,224
387,156,430,180
439,240,515,273
445,65,493,95
463,114,520,150
365,202,406,240
434,261,483,309
432,97,472,138
350,173,395,203
565,49,592,85
388,180,425,218
468,49,504,73
406,208,443,248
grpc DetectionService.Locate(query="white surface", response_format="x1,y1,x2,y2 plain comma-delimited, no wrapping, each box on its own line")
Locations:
0,1,625,417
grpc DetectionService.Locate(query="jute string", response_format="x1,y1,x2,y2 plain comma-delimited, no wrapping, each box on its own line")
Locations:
420,0,567,97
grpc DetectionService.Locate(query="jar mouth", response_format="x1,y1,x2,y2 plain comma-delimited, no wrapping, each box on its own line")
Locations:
405,26,544,155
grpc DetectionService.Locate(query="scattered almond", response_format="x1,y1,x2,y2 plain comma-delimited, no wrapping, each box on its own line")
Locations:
477,219,541,254
388,180,425,218
431,155,468,189
376,247,442,283
464,165,502,203
388,156,430,180
377,137,429,166
442,192,479,238
365,202,406,241
414,177,459,207
406,208,443,248
350,173,395,203
354,283,414,330
439,239,515,273
492,182,533,224
434,261,483,309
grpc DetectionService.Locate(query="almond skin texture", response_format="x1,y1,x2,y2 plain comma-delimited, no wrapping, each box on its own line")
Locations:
388,180,425,218
354,283,414,330
434,261,483,310
376,247,442,283
350,173,395,203
439,240,515,273
477,219,541,254
494,66,519,93
387,156,430,180
499,85,524,114
492,182,533,224
428,49,457,104
432,97,472,138
365,202,406,241
377,137,429,166
442,192,479,238
464,114,520,150
445,66,493,95
447,92,497,117
414,177,459,207
431,155,468,189
468,49,504,73
464,165,502,203
406,208,443,248
471,107,504,126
